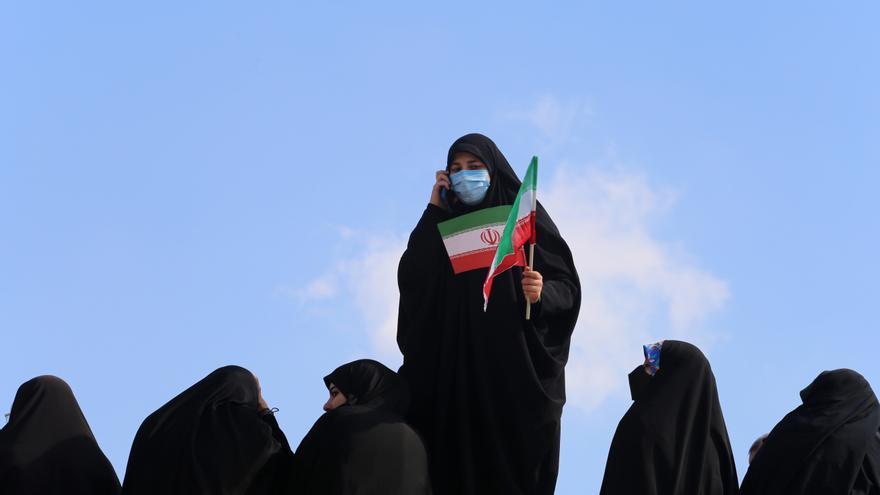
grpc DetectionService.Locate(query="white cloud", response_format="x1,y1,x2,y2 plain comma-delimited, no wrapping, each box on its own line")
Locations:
294,234,407,366
541,166,729,411
339,236,407,360
297,274,339,300
502,94,592,144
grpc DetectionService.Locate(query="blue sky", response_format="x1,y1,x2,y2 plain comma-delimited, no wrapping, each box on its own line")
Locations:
2,2,878,492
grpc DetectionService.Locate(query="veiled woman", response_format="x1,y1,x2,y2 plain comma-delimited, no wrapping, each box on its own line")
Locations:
121,365,293,495
291,359,431,495
599,340,739,495
0,375,121,495
740,368,880,495
397,133,581,494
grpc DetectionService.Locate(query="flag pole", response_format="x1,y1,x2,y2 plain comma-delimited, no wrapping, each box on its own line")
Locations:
525,158,539,320
525,243,536,320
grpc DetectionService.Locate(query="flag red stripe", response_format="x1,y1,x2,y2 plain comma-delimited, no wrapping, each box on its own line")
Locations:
450,249,524,274
511,216,533,248
480,247,527,307
529,211,537,244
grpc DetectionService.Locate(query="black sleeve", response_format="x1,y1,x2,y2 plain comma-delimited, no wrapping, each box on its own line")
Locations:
397,204,449,355
530,245,579,319
534,278,579,317
245,413,295,495
261,413,293,455
400,205,449,278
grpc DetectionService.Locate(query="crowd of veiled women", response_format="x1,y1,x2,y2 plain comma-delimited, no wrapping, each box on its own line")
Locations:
2,134,879,495
2,352,879,495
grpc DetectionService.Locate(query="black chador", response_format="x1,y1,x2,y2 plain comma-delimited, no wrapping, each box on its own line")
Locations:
740,369,880,495
0,375,121,495
121,366,293,495
291,359,431,495
397,133,581,495
599,341,739,495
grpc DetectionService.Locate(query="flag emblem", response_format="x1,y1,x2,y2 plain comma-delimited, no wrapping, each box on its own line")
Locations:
480,228,501,246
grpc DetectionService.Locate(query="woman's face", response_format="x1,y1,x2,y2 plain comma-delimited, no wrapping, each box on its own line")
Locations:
323,383,347,411
448,152,488,174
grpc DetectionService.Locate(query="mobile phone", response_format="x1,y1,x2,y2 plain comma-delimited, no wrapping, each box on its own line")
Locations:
440,177,455,209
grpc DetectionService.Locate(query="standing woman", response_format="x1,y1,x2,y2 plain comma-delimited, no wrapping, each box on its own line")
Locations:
599,340,739,495
397,133,581,495
0,375,121,495
740,369,880,495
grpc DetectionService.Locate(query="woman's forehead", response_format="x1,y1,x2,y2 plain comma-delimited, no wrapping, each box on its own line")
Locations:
451,151,483,163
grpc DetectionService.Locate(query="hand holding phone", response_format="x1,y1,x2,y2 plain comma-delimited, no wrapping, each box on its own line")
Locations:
431,170,452,209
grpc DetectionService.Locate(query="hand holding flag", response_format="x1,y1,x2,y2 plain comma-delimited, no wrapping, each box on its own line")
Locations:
522,267,543,306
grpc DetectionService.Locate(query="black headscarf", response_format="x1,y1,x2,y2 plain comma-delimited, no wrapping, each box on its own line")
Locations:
0,375,121,495
740,369,880,495
291,359,431,495
323,359,411,414
121,365,290,495
397,133,581,494
599,340,739,495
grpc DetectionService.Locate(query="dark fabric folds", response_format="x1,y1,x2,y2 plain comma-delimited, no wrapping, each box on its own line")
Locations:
397,133,581,495
740,368,880,495
0,375,121,495
121,365,293,495
599,340,739,495
292,359,431,495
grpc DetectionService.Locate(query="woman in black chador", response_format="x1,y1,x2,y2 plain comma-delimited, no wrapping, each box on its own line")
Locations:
740,369,880,495
397,133,581,494
291,359,431,495
121,365,293,495
599,340,739,495
0,375,121,495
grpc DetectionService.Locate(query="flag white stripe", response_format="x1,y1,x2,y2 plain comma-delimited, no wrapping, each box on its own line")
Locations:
515,188,536,221
441,222,506,257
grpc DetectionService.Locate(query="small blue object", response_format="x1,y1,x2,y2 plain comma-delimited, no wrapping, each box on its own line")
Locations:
643,341,663,376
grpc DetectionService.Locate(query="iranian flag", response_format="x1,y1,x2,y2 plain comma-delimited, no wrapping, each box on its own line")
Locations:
482,156,538,311
437,205,525,274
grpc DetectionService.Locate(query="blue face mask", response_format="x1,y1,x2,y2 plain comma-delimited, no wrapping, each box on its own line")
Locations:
450,169,491,205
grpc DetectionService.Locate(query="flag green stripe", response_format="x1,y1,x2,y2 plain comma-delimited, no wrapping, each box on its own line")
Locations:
437,205,512,237
522,156,537,192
